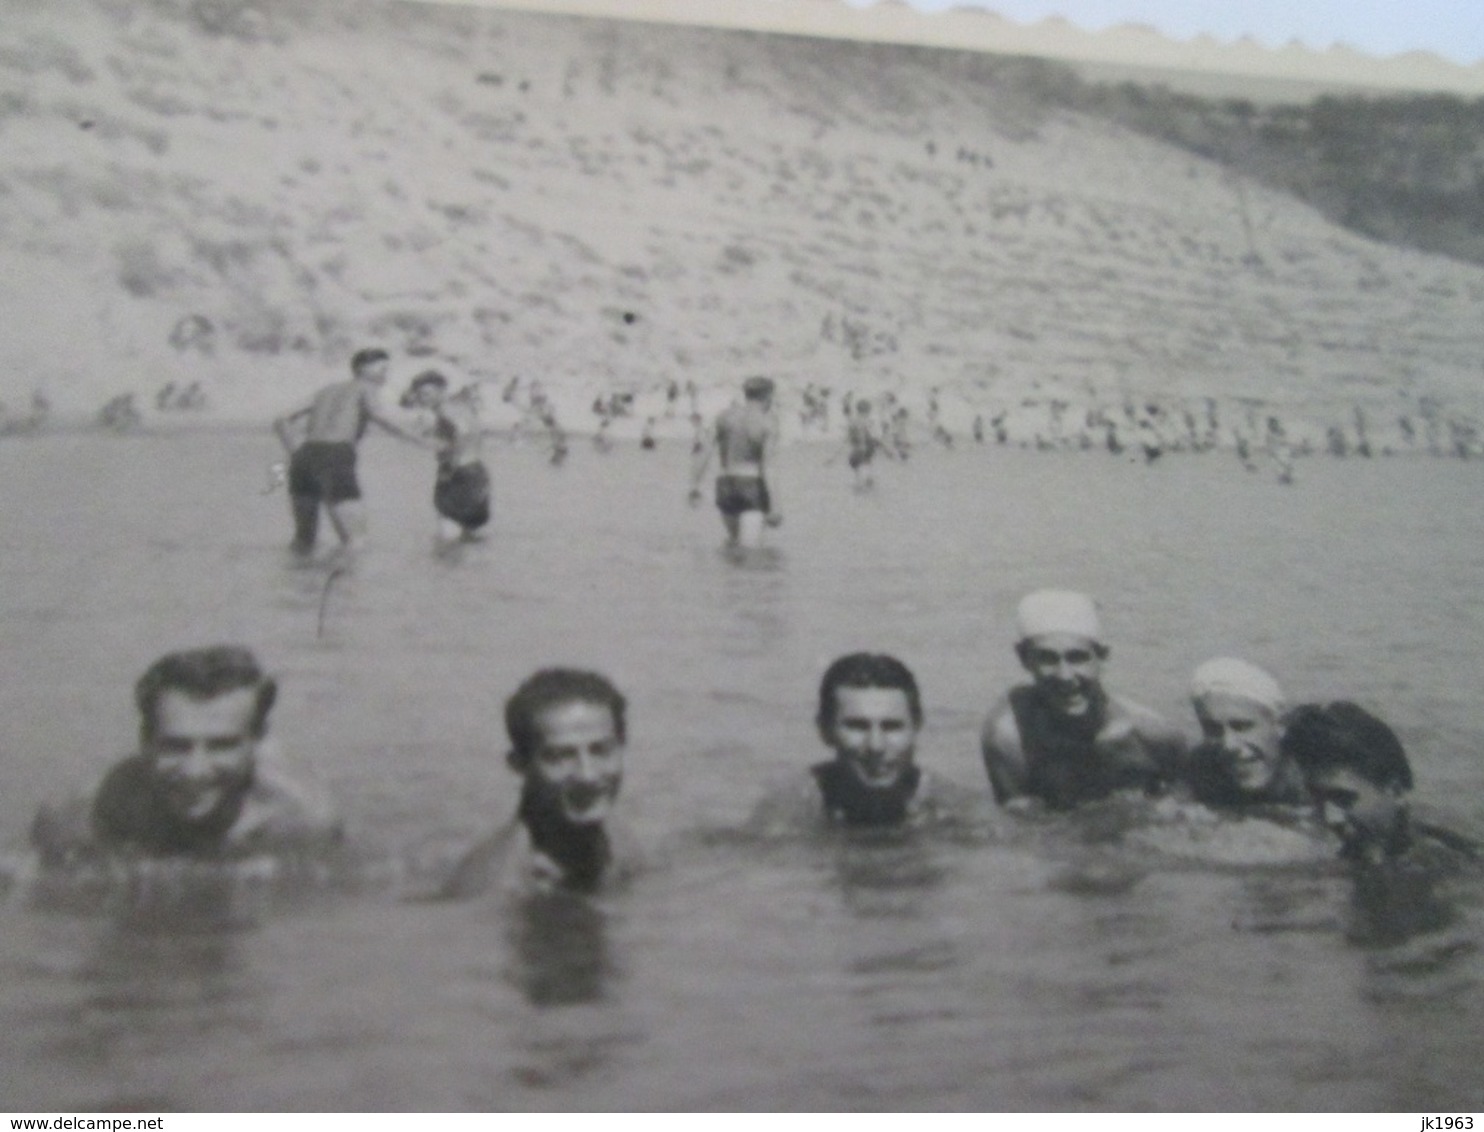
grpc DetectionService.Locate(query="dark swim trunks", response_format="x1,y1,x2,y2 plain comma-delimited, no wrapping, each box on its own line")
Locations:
434,461,491,530
288,441,361,503
715,474,770,516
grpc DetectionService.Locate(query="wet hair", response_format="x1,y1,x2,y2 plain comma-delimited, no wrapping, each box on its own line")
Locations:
505,668,627,768
350,347,390,375
135,646,277,746
1282,701,1413,792
742,376,775,402
816,652,923,732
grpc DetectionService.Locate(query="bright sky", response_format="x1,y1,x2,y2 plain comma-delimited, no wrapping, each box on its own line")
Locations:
877,0,1484,66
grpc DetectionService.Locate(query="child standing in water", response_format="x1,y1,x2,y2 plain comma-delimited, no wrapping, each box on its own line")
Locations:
402,371,492,541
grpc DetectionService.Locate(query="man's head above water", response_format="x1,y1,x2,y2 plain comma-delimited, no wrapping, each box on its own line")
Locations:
1284,701,1413,861
134,645,277,831
1013,590,1109,722
1190,657,1291,799
505,668,627,829
816,652,922,793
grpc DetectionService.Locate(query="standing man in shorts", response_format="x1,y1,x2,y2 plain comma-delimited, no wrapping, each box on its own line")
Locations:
273,347,427,556
688,375,783,547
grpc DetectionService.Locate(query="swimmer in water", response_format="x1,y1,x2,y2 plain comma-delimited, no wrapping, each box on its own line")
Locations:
688,376,783,547
748,653,985,834
29,647,341,864
1183,658,1309,809
401,370,492,542
442,669,638,897
811,653,927,827
1283,700,1483,948
980,590,1186,811
273,348,429,557
1284,701,1420,865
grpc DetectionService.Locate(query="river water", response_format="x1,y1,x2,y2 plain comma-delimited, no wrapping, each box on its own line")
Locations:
0,430,1481,1110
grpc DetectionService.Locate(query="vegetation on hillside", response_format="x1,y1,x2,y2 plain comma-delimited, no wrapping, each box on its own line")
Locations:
1043,72,1484,266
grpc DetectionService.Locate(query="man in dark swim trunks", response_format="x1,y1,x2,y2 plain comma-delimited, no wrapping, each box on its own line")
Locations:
1183,657,1309,809
442,668,639,897
273,347,428,556
29,647,341,863
688,375,783,547
980,590,1186,811
402,370,492,541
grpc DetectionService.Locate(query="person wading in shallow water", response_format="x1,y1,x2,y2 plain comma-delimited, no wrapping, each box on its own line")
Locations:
442,669,639,897
29,646,341,864
688,376,783,548
980,590,1186,811
273,348,428,558
401,370,492,543
835,398,892,491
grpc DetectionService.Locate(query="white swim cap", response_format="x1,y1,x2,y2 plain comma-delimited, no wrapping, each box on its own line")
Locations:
1190,657,1285,714
1016,590,1102,643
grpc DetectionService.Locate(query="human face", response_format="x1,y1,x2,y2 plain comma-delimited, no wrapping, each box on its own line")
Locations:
525,699,624,826
356,358,390,386
413,382,445,410
823,686,919,790
1194,692,1285,794
144,687,260,825
1308,765,1405,858
1021,633,1104,718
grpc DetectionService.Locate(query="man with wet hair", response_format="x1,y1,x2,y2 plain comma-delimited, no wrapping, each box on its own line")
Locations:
443,668,637,896
29,646,340,862
1184,657,1309,808
1283,701,1416,863
273,347,428,556
748,652,983,834
980,590,1185,810
688,375,783,547
1282,701,1483,948
812,652,926,826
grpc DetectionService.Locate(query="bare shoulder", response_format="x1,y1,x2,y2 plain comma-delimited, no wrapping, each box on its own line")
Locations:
745,771,826,837
981,693,1029,802
1108,694,1182,737
233,745,342,848
441,822,523,900
981,693,1024,760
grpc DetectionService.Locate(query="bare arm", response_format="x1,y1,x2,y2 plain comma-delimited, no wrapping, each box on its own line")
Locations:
273,406,310,455
688,428,716,501
762,417,782,515
981,702,1030,805
367,405,432,449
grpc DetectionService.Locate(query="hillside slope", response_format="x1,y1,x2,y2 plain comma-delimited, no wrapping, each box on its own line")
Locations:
2,0,1481,438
